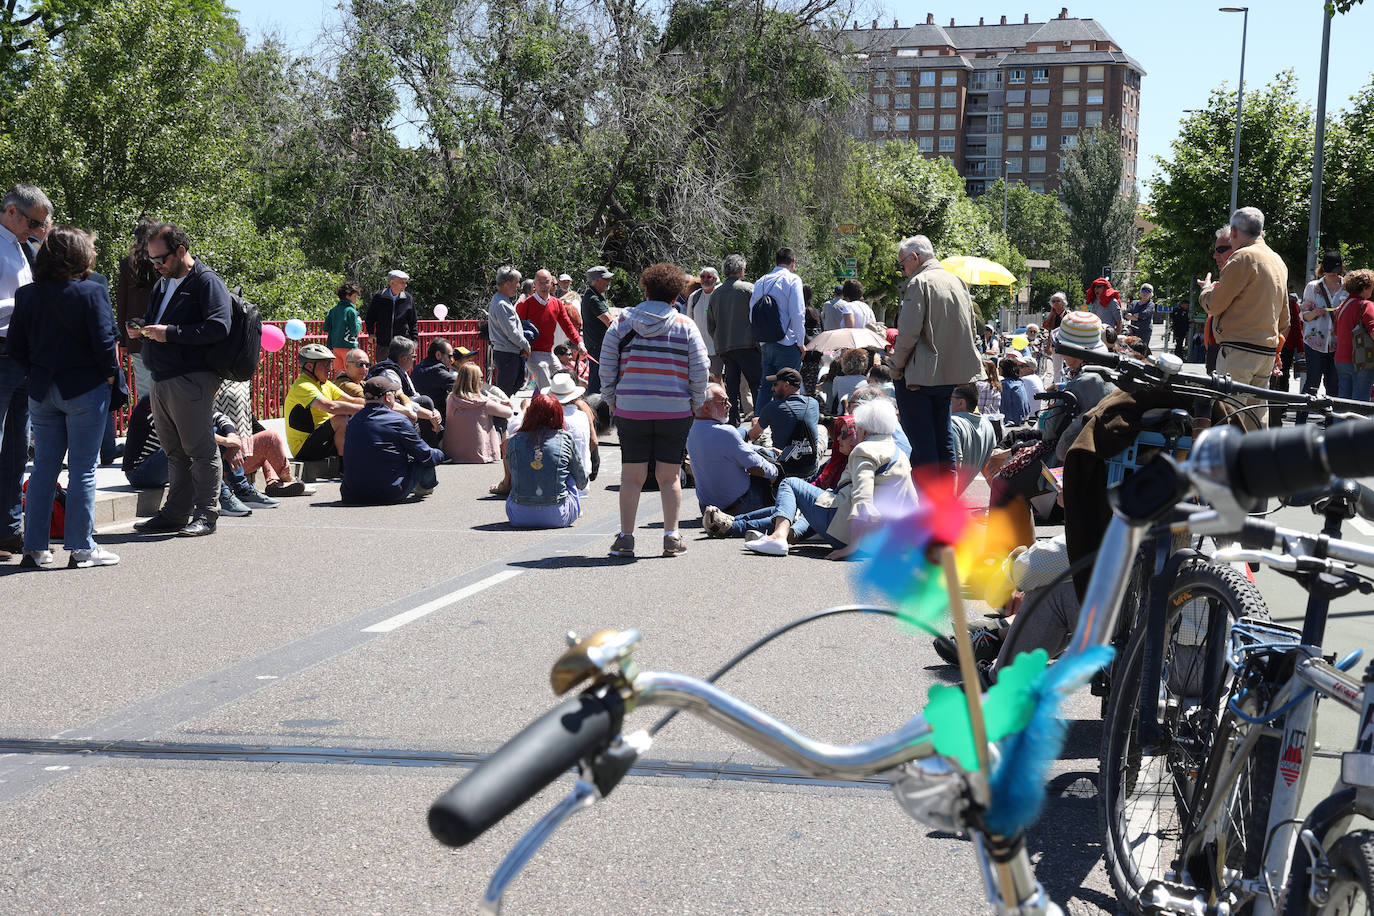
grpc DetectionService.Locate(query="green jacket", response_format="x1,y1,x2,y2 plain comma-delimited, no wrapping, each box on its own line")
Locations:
324,299,361,349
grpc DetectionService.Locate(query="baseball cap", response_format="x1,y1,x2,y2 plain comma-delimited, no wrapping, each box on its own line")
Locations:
363,374,399,398
557,273,572,283
453,346,473,358
766,367,803,387
1322,252,1344,274
587,266,613,280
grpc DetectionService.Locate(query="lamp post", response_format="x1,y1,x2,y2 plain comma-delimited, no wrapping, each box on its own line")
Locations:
1002,161,1013,238
1220,6,1249,215
1306,4,1333,279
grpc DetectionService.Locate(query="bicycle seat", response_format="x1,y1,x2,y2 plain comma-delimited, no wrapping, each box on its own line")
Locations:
1138,408,1192,441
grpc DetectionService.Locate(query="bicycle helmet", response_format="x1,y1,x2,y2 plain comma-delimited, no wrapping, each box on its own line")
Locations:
297,343,333,363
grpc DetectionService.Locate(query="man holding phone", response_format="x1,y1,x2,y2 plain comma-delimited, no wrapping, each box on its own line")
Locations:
126,223,231,537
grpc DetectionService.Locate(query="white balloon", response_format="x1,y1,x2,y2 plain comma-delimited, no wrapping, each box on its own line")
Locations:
433,303,449,320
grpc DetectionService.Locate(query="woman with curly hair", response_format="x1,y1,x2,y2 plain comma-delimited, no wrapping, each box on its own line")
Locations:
599,262,710,558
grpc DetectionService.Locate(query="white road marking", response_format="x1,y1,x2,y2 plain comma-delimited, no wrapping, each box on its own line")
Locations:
361,570,522,633
1351,517,1374,538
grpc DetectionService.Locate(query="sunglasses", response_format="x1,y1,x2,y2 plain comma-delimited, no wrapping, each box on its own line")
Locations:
1214,245,1233,253
13,206,45,231
148,248,177,266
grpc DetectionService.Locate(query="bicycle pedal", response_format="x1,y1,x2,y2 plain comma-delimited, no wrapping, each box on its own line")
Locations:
1140,878,1229,915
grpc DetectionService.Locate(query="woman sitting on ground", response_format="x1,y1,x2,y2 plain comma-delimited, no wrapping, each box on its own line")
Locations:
976,357,1001,414
826,348,872,414
444,362,513,463
738,398,916,559
505,393,588,528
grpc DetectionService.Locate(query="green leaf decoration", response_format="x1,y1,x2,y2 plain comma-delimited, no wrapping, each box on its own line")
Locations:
924,649,1050,770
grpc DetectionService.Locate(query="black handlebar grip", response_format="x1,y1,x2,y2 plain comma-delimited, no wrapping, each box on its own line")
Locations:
1049,339,1120,369
428,690,624,848
1033,390,1071,402
1230,425,1329,500
1321,418,1374,481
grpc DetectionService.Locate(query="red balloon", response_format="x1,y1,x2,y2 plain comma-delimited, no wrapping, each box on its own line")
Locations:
261,324,286,352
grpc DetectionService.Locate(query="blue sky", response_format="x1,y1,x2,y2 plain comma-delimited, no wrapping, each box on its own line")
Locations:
230,0,1374,194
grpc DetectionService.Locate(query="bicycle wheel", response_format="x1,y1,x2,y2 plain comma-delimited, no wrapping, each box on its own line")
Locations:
1099,559,1269,912
1286,829,1374,916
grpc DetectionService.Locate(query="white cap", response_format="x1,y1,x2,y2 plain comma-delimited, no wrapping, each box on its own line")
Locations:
387,270,410,281
557,273,572,282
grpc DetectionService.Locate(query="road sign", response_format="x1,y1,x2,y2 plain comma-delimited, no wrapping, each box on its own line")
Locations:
838,224,857,235
836,256,858,279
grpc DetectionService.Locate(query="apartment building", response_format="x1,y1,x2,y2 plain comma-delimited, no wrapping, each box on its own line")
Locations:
847,8,1144,196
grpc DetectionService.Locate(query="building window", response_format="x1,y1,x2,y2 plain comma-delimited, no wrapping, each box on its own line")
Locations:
1085,110,1103,128
1030,112,1048,128
941,70,958,85
1061,111,1079,127
1060,135,1078,149
1008,68,1025,83
874,72,888,87
1072,44,1090,52
1005,157,1022,173
872,116,888,132
988,112,1003,129
917,114,934,130
1030,135,1047,150
1028,180,1045,193
895,115,910,132
1086,89,1104,105
895,92,910,108
939,135,955,152
896,71,911,86
939,113,956,130
1063,66,1079,82
919,71,935,86
919,92,935,108
941,90,957,107
1029,156,1046,173
1007,112,1023,128
1006,135,1023,150
987,136,1002,155
917,136,933,152
1006,90,1025,106
1062,88,1079,106
873,93,889,108
1032,67,1049,83
1088,66,1104,82
1030,89,1050,105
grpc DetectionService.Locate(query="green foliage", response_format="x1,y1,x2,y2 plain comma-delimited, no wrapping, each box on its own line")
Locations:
1324,75,1374,267
1059,126,1138,291
976,179,1080,310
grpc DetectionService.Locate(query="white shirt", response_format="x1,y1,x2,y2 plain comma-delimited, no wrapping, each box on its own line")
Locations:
842,300,876,328
0,224,32,336
152,275,185,325
750,266,807,347
561,403,592,481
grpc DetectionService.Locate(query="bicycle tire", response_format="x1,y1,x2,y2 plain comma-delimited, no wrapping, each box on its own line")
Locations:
1285,829,1374,916
1099,559,1270,913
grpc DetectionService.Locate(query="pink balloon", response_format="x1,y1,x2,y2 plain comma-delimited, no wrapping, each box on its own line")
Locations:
261,324,286,352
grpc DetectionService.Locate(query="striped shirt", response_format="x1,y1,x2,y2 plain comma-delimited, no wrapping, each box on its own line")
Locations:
599,301,709,420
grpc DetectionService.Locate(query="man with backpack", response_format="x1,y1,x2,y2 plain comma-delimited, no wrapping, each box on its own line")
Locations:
748,367,819,480
749,247,807,412
127,223,231,538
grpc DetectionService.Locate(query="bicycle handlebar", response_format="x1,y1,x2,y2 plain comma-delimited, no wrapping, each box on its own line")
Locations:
428,690,624,848
1228,421,1374,500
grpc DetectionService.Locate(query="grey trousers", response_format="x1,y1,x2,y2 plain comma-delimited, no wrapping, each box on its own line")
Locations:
992,580,1079,675
150,371,222,521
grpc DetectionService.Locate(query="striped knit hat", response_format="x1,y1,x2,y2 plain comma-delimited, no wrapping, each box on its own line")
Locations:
1055,310,1107,353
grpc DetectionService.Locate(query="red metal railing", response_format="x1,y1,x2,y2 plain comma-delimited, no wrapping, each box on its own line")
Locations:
116,320,485,434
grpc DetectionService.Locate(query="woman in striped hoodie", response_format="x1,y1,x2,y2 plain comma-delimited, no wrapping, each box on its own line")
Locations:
599,262,710,558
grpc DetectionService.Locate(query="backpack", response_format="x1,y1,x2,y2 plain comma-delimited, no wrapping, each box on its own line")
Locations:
750,293,786,343
207,286,264,382
774,398,818,479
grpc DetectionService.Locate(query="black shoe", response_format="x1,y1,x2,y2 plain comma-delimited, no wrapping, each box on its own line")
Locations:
134,513,184,534
932,626,1004,666
0,532,23,552
177,516,217,537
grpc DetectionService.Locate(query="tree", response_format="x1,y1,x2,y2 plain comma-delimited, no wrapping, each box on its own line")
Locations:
1059,126,1138,291
1323,74,1374,267
976,179,1080,308
1140,73,1314,295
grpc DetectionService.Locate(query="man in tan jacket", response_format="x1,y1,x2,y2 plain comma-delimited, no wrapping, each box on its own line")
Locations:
891,234,983,478
1199,206,1289,429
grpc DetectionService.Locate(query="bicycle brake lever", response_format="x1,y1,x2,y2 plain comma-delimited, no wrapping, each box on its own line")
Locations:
481,778,600,915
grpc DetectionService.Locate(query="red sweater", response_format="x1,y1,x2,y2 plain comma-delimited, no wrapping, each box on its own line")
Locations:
1334,297,1374,363
516,295,581,352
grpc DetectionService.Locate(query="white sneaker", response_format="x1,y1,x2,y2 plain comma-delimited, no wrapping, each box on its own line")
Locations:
744,530,765,543
68,547,120,568
20,549,53,568
745,537,788,556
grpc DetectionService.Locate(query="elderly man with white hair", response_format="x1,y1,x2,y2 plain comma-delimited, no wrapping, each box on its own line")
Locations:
890,234,982,482
1199,206,1289,429
365,269,418,347
688,266,722,377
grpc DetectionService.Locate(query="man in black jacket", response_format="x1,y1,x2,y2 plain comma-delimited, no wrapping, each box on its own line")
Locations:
365,269,417,347
128,223,231,537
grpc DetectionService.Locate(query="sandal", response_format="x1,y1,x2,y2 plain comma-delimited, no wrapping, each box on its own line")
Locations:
488,482,510,497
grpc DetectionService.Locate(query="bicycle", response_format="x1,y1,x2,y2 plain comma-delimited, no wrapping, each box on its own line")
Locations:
426,397,1374,914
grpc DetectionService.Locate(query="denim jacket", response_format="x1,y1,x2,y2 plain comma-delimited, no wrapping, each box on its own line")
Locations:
508,429,587,506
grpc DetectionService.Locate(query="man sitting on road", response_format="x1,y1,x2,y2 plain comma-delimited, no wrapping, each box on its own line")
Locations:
341,375,446,505
748,367,819,480
368,336,444,447
410,337,458,408
949,384,995,497
334,348,371,399
690,383,779,533
285,343,362,461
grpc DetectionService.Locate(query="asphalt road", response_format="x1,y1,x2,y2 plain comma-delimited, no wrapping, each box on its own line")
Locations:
2,425,1373,914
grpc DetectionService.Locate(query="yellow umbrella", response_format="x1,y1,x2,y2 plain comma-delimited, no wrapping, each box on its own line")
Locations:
940,255,1017,287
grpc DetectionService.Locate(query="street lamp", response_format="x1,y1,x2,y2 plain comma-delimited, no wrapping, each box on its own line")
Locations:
1220,6,1249,215
1002,161,1013,237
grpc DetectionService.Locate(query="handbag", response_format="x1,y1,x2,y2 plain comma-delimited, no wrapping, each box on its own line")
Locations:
1346,299,1374,372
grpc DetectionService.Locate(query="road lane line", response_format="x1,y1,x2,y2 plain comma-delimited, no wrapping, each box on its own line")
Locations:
362,569,522,633
1351,517,1374,538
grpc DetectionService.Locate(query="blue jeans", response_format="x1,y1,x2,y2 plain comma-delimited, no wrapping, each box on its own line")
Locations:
506,485,582,528
757,341,802,412
894,383,955,474
730,477,842,546
0,352,28,538
1336,362,1374,403
125,449,169,489
25,383,109,552
404,461,439,497
1298,347,1339,424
